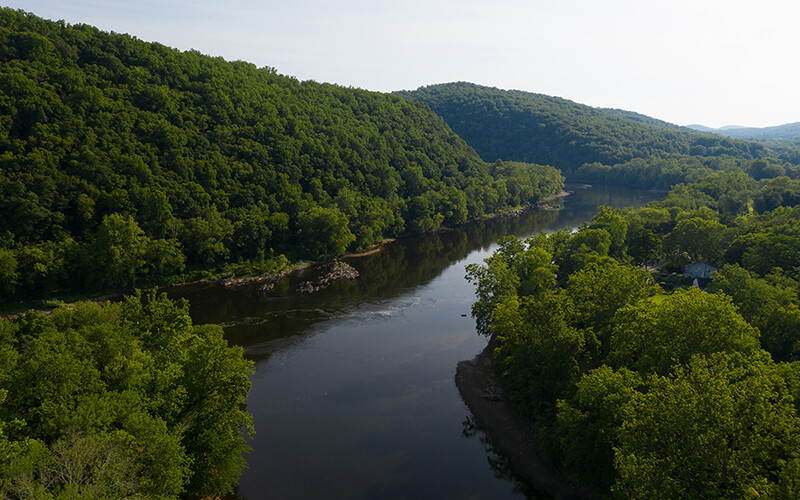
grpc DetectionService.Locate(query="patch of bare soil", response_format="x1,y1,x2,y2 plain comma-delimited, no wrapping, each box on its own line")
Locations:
455,343,594,500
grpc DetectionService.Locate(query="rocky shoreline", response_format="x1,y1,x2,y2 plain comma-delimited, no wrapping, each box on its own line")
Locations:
215,267,299,289
2,189,572,318
475,190,572,221
455,341,593,500
296,261,359,293
212,191,571,294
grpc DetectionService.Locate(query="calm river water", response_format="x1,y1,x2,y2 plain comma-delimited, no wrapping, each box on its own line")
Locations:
167,184,663,499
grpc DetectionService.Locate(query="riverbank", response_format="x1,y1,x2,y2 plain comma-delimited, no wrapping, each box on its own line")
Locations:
1,190,572,318
455,342,593,500
474,190,572,221
181,191,572,290
540,189,573,206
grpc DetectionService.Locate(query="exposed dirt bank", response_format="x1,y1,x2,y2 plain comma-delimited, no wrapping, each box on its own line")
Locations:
455,342,594,500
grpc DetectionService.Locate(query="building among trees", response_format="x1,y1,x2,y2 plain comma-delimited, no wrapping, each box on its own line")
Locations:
685,261,718,279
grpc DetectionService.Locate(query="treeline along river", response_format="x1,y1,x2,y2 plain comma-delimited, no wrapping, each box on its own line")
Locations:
166,185,664,499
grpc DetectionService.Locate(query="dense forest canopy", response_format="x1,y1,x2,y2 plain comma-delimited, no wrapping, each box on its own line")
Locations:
0,292,254,498
397,82,768,170
398,83,800,192
466,172,800,497
0,9,563,305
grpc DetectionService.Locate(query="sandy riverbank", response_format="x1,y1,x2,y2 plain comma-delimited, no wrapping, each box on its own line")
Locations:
455,342,593,500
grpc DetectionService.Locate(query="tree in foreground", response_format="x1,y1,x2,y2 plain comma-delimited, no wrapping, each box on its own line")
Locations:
609,287,760,375
0,292,253,498
614,351,800,499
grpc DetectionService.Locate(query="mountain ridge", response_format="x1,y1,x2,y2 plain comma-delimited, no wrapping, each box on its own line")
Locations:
0,9,564,304
396,82,767,171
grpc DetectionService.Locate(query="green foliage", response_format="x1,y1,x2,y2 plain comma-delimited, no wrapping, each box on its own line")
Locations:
556,366,643,492
662,216,730,266
0,8,564,305
577,156,796,189
465,234,556,336
722,206,800,281
709,264,800,361
467,174,800,495
297,206,355,260
588,207,628,258
614,351,800,499
492,292,586,419
553,227,612,275
398,82,767,172
0,248,18,300
609,288,760,375
0,292,253,498
754,176,800,212
566,262,658,364
92,213,148,289
400,83,800,197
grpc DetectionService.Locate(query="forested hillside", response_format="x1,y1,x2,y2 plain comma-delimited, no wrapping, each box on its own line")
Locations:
0,9,563,305
467,172,800,497
575,154,800,189
397,82,766,170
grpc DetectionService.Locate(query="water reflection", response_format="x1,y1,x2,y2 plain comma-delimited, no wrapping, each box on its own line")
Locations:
462,416,526,486
168,205,561,358
167,184,663,499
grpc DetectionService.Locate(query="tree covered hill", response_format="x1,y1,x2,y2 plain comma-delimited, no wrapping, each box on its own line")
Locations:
0,9,563,304
397,82,768,171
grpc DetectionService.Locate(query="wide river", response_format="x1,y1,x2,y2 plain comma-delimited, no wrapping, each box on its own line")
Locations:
167,184,663,499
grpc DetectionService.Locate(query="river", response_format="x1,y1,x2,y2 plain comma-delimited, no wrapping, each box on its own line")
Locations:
166,184,664,499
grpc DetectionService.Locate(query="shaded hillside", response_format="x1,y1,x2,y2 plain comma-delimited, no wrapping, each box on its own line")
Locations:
397,82,767,170
0,9,563,304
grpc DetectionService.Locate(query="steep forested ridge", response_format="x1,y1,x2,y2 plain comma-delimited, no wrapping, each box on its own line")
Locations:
0,9,563,304
397,82,767,170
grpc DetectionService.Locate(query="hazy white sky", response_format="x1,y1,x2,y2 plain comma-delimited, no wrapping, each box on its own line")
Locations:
7,0,799,128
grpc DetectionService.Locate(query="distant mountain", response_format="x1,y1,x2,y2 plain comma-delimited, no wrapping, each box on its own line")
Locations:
686,124,719,133
397,83,766,171
687,123,800,140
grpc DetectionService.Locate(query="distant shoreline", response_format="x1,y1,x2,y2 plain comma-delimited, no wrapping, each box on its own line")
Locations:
455,341,594,500
2,190,571,317
210,189,573,288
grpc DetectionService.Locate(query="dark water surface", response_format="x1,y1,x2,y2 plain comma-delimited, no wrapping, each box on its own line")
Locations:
167,185,663,499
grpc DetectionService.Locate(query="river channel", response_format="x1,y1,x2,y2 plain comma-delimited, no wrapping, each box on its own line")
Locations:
166,184,664,499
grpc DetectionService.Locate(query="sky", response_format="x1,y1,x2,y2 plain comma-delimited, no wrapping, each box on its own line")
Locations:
6,0,800,128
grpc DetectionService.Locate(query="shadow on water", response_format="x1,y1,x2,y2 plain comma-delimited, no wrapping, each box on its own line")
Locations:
166,206,561,360
461,415,540,498
166,184,664,499
168,183,658,357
